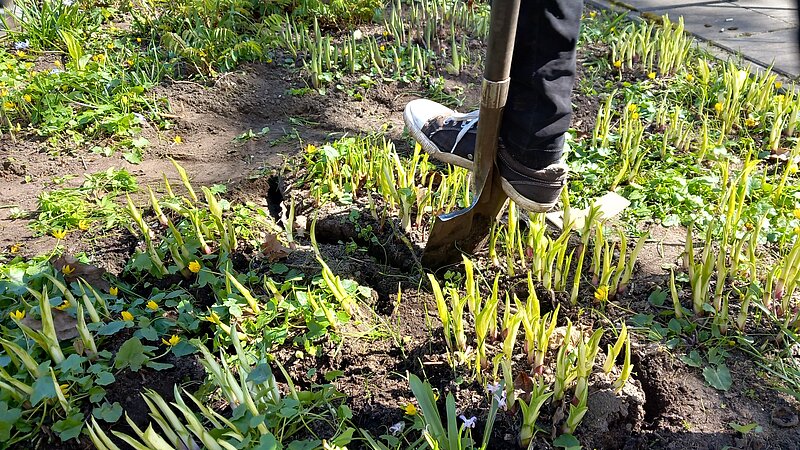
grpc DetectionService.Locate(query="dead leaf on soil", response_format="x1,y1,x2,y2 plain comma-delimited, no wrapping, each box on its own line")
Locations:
514,371,534,403
21,309,79,341
261,233,290,261
50,254,110,291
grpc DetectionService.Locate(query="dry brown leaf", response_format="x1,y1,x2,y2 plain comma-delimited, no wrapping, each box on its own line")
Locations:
50,254,110,291
21,308,79,341
261,233,290,262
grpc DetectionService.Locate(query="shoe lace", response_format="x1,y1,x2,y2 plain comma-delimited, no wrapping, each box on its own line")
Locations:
446,110,479,154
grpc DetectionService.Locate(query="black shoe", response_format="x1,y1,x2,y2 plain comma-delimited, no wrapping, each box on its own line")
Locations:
497,146,568,213
404,99,477,170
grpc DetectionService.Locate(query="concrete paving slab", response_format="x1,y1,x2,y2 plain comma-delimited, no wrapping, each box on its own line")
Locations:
729,0,795,10
620,0,731,13
715,28,800,74
648,4,795,40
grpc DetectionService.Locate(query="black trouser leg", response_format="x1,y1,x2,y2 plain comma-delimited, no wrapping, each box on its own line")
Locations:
500,0,583,170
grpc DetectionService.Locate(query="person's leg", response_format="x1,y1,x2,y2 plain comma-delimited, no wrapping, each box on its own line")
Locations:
496,0,583,212
500,0,583,170
404,0,583,211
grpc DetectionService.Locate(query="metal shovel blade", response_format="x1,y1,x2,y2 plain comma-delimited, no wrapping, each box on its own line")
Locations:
421,0,520,269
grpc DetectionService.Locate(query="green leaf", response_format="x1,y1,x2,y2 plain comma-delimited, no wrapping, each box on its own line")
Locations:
171,340,196,357
145,361,173,371
31,374,57,405
648,289,667,307
680,350,703,368
93,401,123,423
703,364,732,391
0,401,22,440
59,354,86,374
553,433,582,449
408,374,445,441
123,148,143,164
729,422,762,434
88,386,106,403
114,337,149,372
137,326,158,341
248,363,275,384
52,413,84,441
324,370,343,381
253,432,281,450
96,320,127,336
95,371,115,386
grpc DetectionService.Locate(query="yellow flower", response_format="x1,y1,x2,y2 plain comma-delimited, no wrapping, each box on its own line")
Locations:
631,112,640,120
795,226,800,235
647,72,656,79
594,285,609,302
589,11,597,18
59,383,70,396
121,311,134,321
0,88,7,97
16,51,25,58
627,103,638,113
205,311,221,324
613,60,622,68
107,43,114,49
52,229,67,239
62,264,75,275
744,117,756,128
93,54,106,63
685,73,694,82
136,37,142,43
188,260,201,273
714,102,723,113
78,220,90,230
9,243,20,253
126,59,134,66
162,335,181,346
775,81,783,89
54,60,62,68
55,300,71,311
10,310,25,320
793,208,800,220
23,94,31,103
379,45,385,51
403,403,417,416
3,101,15,110
121,96,129,105
109,286,119,296
146,300,159,311
306,144,318,154
173,135,183,144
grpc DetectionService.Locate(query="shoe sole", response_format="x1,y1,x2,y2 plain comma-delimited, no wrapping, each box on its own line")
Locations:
499,177,559,213
404,107,474,171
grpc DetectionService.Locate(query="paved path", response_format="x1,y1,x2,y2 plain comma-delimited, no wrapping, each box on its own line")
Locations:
590,0,800,78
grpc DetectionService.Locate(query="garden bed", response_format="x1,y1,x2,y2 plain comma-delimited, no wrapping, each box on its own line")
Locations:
1,1,800,449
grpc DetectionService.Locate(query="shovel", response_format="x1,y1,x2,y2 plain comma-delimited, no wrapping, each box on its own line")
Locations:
421,0,520,269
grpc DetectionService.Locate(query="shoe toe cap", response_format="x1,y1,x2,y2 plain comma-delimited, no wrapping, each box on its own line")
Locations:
404,99,456,129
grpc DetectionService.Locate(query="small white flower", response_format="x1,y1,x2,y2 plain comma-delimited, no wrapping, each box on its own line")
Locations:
13,41,29,50
62,0,74,6
389,422,404,435
50,68,64,74
133,113,146,123
486,382,502,395
459,415,477,429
